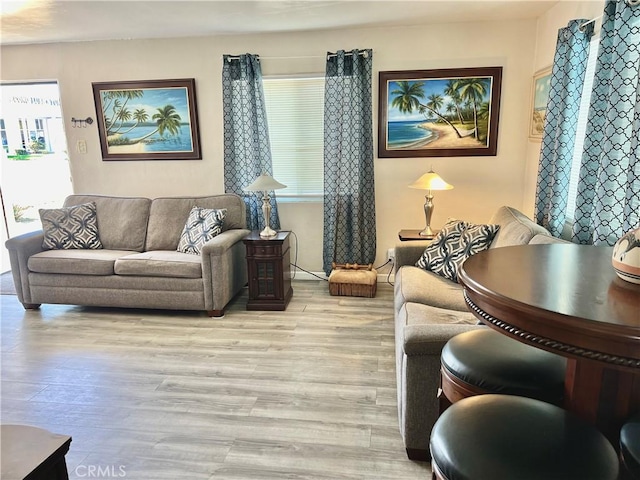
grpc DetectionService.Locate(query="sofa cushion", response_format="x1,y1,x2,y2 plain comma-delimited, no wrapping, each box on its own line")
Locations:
145,195,246,251
177,207,226,255
114,251,202,278
28,249,132,275
489,206,551,248
395,265,469,312
64,195,151,252
40,202,103,250
529,233,570,244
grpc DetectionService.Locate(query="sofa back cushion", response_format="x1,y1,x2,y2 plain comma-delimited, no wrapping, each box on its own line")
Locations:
64,195,151,252
489,206,551,248
145,194,246,251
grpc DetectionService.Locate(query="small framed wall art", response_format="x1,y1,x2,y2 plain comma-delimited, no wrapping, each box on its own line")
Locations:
378,66,502,158
529,67,552,141
92,78,201,161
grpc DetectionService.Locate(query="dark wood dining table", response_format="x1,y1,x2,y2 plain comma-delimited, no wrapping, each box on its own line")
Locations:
458,243,640,446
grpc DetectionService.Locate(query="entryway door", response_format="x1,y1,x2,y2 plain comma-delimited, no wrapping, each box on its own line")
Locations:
1,82,73,272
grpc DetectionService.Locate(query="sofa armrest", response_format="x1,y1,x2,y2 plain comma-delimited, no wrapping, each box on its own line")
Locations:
403,323,482,356
200,228,251,312
394,240,431,273
5,230,45,304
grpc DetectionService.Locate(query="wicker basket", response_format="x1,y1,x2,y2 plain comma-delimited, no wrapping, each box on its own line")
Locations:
328,263,377,298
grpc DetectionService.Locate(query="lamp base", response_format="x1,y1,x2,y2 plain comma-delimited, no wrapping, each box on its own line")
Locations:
419,226,435,237
259,226,278,238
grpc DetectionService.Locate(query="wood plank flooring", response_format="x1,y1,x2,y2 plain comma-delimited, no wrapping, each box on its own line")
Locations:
0,281,431,479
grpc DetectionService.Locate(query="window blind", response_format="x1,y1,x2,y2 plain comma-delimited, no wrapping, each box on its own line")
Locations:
263,76,325,198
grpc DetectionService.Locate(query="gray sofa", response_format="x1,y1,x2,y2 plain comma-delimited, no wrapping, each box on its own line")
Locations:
393,206,563,460
6,194,250,317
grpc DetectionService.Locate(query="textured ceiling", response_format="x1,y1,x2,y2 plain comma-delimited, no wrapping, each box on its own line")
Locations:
0,0,560,46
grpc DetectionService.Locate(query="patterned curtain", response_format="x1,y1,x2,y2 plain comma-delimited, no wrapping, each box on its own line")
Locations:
323,49,375,276
572,0,640,245
534,19,593,237
222,54,280,231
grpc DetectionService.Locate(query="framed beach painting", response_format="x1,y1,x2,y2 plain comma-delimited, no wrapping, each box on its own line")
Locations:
529,67,552,140
92,78,201,161
378,67,502,158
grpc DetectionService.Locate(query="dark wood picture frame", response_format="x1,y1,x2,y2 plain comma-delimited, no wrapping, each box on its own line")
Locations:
378,67,502,158
92,78,201,161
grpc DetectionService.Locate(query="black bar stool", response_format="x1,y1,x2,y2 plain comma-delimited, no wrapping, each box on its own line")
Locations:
439,328,566,411
621,412,640,479
430,394,619,480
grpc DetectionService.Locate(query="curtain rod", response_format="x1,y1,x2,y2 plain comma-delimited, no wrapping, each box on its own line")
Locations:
224,51,371,62
579,15,602,32
326,50,370,59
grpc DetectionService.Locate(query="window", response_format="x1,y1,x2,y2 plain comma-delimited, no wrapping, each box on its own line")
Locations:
263,76,324,200
565,36,600,222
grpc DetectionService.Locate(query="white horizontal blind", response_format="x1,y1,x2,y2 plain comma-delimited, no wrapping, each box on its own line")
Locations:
566,36,600,220
263,76,325,198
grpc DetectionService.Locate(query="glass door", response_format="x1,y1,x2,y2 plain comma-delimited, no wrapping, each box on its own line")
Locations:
0,82,72,272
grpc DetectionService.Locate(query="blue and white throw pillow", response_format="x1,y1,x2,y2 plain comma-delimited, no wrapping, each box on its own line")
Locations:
40,202,103,250
416,219,500,282
177,207,227,255
415,219,468,280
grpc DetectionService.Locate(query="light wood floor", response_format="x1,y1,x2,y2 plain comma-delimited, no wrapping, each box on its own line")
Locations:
1,281,431,479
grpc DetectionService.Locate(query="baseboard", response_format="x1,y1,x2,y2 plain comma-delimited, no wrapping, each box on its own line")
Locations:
290,270,328,281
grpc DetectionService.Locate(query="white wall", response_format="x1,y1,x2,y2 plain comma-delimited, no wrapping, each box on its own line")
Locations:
521,0,605,217
1,18,539,273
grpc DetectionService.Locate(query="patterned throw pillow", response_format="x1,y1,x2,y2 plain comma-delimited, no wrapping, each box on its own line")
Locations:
40,202,103,250
416,219,468,280
416,220,500,282
177,207,227,255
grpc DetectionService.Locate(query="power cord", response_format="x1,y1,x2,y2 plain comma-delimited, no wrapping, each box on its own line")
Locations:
291,262,328,281
289,229,395,285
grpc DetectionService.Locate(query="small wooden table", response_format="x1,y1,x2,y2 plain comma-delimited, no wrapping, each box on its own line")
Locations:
1,424,72,480
458,244,640,446
243,231,293,311
398,229,439,241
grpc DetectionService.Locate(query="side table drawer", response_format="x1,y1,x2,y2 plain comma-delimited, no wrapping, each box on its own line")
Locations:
249,244,282,257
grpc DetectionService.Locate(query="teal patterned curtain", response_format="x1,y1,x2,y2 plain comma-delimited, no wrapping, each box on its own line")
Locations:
534,19,593,237
572,0,640,245
222,54,280,231
323,49,375,276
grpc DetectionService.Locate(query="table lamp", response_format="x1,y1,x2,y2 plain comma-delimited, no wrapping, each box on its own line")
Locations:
409,169,453,237
244,173,286,238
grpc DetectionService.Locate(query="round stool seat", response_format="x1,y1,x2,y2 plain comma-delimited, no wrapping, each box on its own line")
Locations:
430,394,619,480
441,329,566,404
621,412,640,479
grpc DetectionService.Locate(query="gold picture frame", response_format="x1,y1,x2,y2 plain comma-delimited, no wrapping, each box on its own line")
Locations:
529,67,552,141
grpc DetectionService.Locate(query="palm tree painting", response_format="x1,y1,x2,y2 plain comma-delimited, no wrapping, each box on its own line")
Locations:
92,79,201,161
379,67,502,158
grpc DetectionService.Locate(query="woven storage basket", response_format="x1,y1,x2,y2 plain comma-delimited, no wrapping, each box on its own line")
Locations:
328,263,377,298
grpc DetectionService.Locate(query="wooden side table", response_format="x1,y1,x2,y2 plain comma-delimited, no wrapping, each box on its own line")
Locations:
1,424,72,480
243,231,293,311
398,229,439,241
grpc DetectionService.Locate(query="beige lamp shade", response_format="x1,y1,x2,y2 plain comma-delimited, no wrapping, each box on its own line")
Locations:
243,173,287,192
408,170,454,191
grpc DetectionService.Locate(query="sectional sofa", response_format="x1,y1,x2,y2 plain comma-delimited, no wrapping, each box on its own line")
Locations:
393,205,564,460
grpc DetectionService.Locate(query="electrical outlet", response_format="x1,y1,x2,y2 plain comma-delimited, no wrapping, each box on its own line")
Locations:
387,248,395,263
